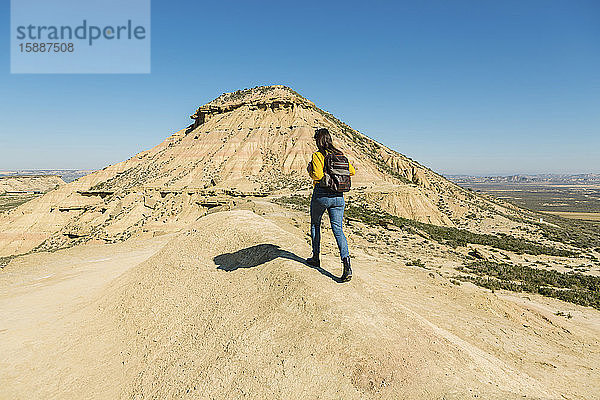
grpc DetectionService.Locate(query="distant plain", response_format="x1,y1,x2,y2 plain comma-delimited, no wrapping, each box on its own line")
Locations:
447,175,600,223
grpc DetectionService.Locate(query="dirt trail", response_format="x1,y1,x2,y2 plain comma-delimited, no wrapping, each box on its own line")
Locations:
1,210,599,399
0,235,174,334
0,235,174,399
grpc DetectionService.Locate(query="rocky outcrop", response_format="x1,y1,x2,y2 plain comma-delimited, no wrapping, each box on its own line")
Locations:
190,85,315,130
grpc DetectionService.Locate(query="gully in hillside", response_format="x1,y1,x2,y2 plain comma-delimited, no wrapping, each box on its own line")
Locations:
306,128,355,282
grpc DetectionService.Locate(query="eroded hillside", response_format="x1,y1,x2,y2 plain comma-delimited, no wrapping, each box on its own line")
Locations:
0,86,570,259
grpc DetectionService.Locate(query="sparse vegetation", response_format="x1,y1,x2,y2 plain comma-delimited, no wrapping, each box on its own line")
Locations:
272,194,310,210
0,255,15,268
532,214,600,249
344,204,576,257
214,85,303,104
0,193,40,212
273,195,577,257
456,261,600,310
406,259,427,268
453,182,600,249
555,311,573,319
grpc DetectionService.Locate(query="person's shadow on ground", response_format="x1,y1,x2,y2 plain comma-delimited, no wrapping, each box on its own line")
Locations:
213,243,341,282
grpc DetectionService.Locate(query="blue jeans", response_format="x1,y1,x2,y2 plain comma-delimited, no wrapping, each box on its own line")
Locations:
310,186,350,260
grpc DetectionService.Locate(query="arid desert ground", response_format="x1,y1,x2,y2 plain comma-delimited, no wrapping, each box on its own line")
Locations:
1,86,599,399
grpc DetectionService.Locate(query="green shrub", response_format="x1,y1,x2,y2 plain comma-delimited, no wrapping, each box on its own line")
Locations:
0,255,15,268
456,261,600,310
272,194,310,211
274,195,578,257
555,311,573,319
532,214,600,249
345,205,576,257
406,259,426,268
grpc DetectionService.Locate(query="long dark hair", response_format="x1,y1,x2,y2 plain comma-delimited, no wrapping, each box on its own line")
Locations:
314,128,342,155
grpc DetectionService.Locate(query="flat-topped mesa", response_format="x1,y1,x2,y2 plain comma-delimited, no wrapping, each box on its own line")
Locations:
190,85,315,129
0,174,65,195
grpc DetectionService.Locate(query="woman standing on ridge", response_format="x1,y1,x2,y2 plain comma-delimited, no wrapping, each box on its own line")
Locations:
306,128,355,282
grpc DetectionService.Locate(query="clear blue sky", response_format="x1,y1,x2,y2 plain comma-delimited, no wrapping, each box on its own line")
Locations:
1,0,598,175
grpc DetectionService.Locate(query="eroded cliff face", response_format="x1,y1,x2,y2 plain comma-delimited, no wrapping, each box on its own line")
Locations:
190,86,315,130
0,85,525,257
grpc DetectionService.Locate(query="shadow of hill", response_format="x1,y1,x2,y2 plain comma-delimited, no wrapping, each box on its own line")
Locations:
213,243,341,282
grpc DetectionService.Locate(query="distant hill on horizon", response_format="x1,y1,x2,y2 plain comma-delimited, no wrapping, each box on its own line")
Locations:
0,170,95,183
446,173,600,185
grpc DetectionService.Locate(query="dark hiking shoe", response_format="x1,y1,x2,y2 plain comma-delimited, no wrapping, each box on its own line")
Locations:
341,257,352,282
306,256,320,268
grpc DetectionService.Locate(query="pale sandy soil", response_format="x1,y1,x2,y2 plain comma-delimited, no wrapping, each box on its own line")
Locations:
1,209,599,399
